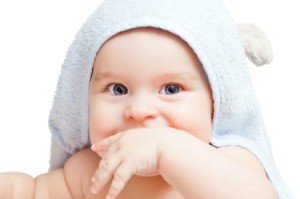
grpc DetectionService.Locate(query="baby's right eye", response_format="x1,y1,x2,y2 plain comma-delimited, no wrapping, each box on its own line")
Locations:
107,83,128,95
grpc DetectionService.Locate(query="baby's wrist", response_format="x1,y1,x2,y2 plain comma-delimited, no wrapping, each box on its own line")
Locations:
157,128,190,170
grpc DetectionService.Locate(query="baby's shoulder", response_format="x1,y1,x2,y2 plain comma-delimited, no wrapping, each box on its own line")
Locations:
65,148,100,170
64,148,101,198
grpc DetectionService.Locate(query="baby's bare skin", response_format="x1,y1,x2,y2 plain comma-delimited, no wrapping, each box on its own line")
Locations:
43,148,184,199
1,139,275,199
0,28,277,199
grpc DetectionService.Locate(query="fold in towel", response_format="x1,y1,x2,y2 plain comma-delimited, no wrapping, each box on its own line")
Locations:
48,0,292,198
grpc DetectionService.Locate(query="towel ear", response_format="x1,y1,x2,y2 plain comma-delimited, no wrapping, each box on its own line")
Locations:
237,23,273,66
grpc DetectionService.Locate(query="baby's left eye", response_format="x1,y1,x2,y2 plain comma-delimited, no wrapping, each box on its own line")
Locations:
159,84,182,95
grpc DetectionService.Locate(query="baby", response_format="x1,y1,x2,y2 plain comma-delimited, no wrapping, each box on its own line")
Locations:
87,27,275,198
0,25,275,199
0,0,291,198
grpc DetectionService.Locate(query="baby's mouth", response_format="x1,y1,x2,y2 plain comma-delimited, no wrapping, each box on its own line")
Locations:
122,118,169,130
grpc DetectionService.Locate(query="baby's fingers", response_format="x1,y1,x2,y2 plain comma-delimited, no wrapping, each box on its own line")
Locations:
106,162,133,199
92,133,123,152
91,157,121,194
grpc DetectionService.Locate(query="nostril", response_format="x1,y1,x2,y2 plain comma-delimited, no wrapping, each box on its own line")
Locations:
124,106,158,122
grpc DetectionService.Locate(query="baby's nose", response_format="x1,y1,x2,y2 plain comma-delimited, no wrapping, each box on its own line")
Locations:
124,95,159,122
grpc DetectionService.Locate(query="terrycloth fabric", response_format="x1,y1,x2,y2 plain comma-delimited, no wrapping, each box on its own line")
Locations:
237,23,274,66
48,0,292,198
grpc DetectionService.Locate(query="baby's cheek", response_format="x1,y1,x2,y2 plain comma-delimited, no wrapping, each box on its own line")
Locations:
170,104,212,143
89,110,119,144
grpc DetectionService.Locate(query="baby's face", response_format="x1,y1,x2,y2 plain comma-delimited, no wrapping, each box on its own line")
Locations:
88,28,213,144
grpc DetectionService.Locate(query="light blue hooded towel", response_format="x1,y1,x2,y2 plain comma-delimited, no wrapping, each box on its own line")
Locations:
48,0,292,198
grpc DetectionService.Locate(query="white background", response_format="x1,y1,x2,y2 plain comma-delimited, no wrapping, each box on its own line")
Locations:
0,0,299,198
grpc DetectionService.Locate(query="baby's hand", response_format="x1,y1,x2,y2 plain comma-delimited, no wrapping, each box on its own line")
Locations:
90,127,175,199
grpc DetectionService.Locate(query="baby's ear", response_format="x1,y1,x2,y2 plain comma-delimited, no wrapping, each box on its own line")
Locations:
237,23,273,66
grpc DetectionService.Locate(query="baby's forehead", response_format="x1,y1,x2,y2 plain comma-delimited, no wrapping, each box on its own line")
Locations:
99,27,195,55
95,27,202,69
94,27,201,72
91,27,210,89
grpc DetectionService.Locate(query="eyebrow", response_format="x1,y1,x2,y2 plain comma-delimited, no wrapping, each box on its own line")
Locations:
158,72,200,81
91,70,200,83
91,71,123,82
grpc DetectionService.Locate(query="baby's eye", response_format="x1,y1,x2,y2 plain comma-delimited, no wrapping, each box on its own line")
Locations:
160,84,182,95
108,83,128,95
